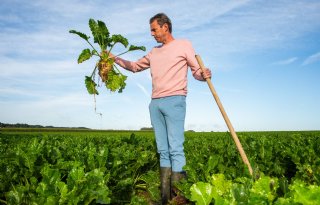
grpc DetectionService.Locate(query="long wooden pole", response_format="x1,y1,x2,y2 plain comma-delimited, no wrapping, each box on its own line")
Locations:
195,55,253,176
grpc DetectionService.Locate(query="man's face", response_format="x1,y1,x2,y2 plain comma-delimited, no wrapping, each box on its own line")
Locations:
150,20,168,43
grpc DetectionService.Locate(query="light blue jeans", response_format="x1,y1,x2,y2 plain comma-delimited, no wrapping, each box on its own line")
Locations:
149,95,186,172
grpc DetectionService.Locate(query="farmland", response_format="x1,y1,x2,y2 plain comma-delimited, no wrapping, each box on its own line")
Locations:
0,129,319,204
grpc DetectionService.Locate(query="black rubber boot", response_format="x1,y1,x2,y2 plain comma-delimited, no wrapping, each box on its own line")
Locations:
171,171,188,204
160,167,172,205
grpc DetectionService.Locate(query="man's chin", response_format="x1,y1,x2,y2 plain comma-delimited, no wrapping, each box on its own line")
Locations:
154,38,161,43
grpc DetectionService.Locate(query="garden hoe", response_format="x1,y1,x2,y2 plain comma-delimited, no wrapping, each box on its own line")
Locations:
195,55,253,176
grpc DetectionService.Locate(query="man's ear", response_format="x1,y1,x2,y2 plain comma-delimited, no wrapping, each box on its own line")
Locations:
163,23,169,32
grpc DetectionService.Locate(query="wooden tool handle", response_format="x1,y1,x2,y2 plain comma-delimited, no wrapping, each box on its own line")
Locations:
195,55,253,176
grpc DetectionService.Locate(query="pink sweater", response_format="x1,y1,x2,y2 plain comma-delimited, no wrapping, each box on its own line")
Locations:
114,39,205,98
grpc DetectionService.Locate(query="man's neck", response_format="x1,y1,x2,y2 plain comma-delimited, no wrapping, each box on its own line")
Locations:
162,34,175,45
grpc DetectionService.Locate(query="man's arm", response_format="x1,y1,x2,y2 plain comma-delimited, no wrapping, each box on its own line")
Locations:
108,52,150,73
114,55,150,73
185,41,211,81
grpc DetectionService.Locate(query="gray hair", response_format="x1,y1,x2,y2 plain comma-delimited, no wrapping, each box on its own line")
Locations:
149,13,172,33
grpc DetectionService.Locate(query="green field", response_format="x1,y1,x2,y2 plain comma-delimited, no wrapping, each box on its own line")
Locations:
0,129,319,204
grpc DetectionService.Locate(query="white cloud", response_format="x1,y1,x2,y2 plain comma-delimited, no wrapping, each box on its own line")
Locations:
136,83,150,98
0,87,42,98
188,1,320,55
0,58,81,77
302,52,320,66
273,57,298,65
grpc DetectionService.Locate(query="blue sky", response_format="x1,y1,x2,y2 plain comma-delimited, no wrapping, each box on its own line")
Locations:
0,0,319,131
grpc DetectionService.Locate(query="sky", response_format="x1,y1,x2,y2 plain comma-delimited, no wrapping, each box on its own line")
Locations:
0,0,319,131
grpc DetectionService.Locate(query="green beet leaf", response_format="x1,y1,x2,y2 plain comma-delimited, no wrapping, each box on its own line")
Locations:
129,45,146,52
85,76,99,95
89,19,110,51
211,174,232,204
112,34,129,48
78,48,92,63
249,175,278,204
97,20,111,49
273,197,292,205
97,20,110,38
89,19,100,45
106,70,127,93
190,182,214,205
69,30,90,41
211,174,230,194
232,183,250,204
290,180,320,204
57,181,68,203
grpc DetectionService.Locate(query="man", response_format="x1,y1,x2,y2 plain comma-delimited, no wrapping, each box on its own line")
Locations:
110,13,211,204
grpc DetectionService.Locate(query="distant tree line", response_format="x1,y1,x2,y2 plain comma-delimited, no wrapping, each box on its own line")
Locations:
140,127,154,131
0,122,89,129
0,123,196,132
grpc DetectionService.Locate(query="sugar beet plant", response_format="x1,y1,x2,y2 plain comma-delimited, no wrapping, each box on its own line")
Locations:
69,19,146,95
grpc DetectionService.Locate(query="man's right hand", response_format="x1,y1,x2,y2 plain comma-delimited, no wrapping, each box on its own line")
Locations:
202,68,212,79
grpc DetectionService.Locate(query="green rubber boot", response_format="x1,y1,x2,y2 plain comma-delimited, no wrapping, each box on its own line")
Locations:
160,167,172,205
171,171,188,204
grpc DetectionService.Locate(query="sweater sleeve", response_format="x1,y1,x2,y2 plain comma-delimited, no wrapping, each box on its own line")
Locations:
185,41,205,81
114,53,150,73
